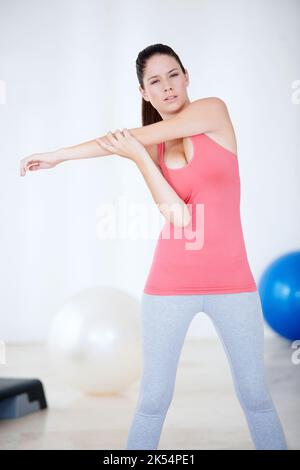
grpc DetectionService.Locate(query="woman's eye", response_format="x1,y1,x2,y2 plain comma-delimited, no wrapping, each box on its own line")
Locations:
151,73,179,85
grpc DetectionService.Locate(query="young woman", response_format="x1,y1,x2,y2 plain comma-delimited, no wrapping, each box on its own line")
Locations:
19,43,288,450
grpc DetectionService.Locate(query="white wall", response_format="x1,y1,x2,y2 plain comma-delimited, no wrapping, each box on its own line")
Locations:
0,0,299,341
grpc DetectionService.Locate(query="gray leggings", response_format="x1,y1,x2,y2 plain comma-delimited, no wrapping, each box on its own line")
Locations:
125,291,288,450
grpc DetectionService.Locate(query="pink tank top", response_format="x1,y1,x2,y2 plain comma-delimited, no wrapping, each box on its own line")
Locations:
143,132,257,295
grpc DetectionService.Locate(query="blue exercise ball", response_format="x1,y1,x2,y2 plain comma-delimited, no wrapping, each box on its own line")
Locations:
258,251,300,340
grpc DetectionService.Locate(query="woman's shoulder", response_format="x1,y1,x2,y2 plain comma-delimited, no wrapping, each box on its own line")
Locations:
191,96,227,107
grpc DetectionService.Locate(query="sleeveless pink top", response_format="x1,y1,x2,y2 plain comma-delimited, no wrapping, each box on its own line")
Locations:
143,133,257,295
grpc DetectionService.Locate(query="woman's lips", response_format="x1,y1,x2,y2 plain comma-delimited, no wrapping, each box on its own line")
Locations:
165,95,177,102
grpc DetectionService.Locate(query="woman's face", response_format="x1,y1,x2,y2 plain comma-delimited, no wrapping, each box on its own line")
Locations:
140,54,190,118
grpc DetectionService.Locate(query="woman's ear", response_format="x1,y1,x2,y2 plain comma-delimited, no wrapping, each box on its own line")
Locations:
139,85,149,102
184,69,190,87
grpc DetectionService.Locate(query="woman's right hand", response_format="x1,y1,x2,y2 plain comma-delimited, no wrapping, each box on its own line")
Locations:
19,152,63,177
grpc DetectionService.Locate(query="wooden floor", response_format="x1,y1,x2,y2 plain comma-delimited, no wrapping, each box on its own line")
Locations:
0,337,299,450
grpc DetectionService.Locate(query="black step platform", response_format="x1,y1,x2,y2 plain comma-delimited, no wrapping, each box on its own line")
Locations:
0,378,48,419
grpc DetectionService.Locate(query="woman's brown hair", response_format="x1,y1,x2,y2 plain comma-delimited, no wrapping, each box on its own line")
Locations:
136,43,186,126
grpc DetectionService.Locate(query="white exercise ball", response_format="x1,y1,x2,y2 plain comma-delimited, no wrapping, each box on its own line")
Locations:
46,285,141,395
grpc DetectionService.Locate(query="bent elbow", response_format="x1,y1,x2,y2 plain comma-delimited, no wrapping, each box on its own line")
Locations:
172,213,191,228
181,214,191,228
161,203,191,228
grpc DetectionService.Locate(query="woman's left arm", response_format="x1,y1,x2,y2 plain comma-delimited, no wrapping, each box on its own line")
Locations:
56,97,228,163
20,97,229,174
128,96,229,146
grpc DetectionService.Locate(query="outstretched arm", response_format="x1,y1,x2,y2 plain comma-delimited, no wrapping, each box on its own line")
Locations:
59,96,226,161
20,97,228,175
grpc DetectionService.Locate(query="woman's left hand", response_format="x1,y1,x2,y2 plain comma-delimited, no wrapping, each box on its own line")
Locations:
96,129,148,163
